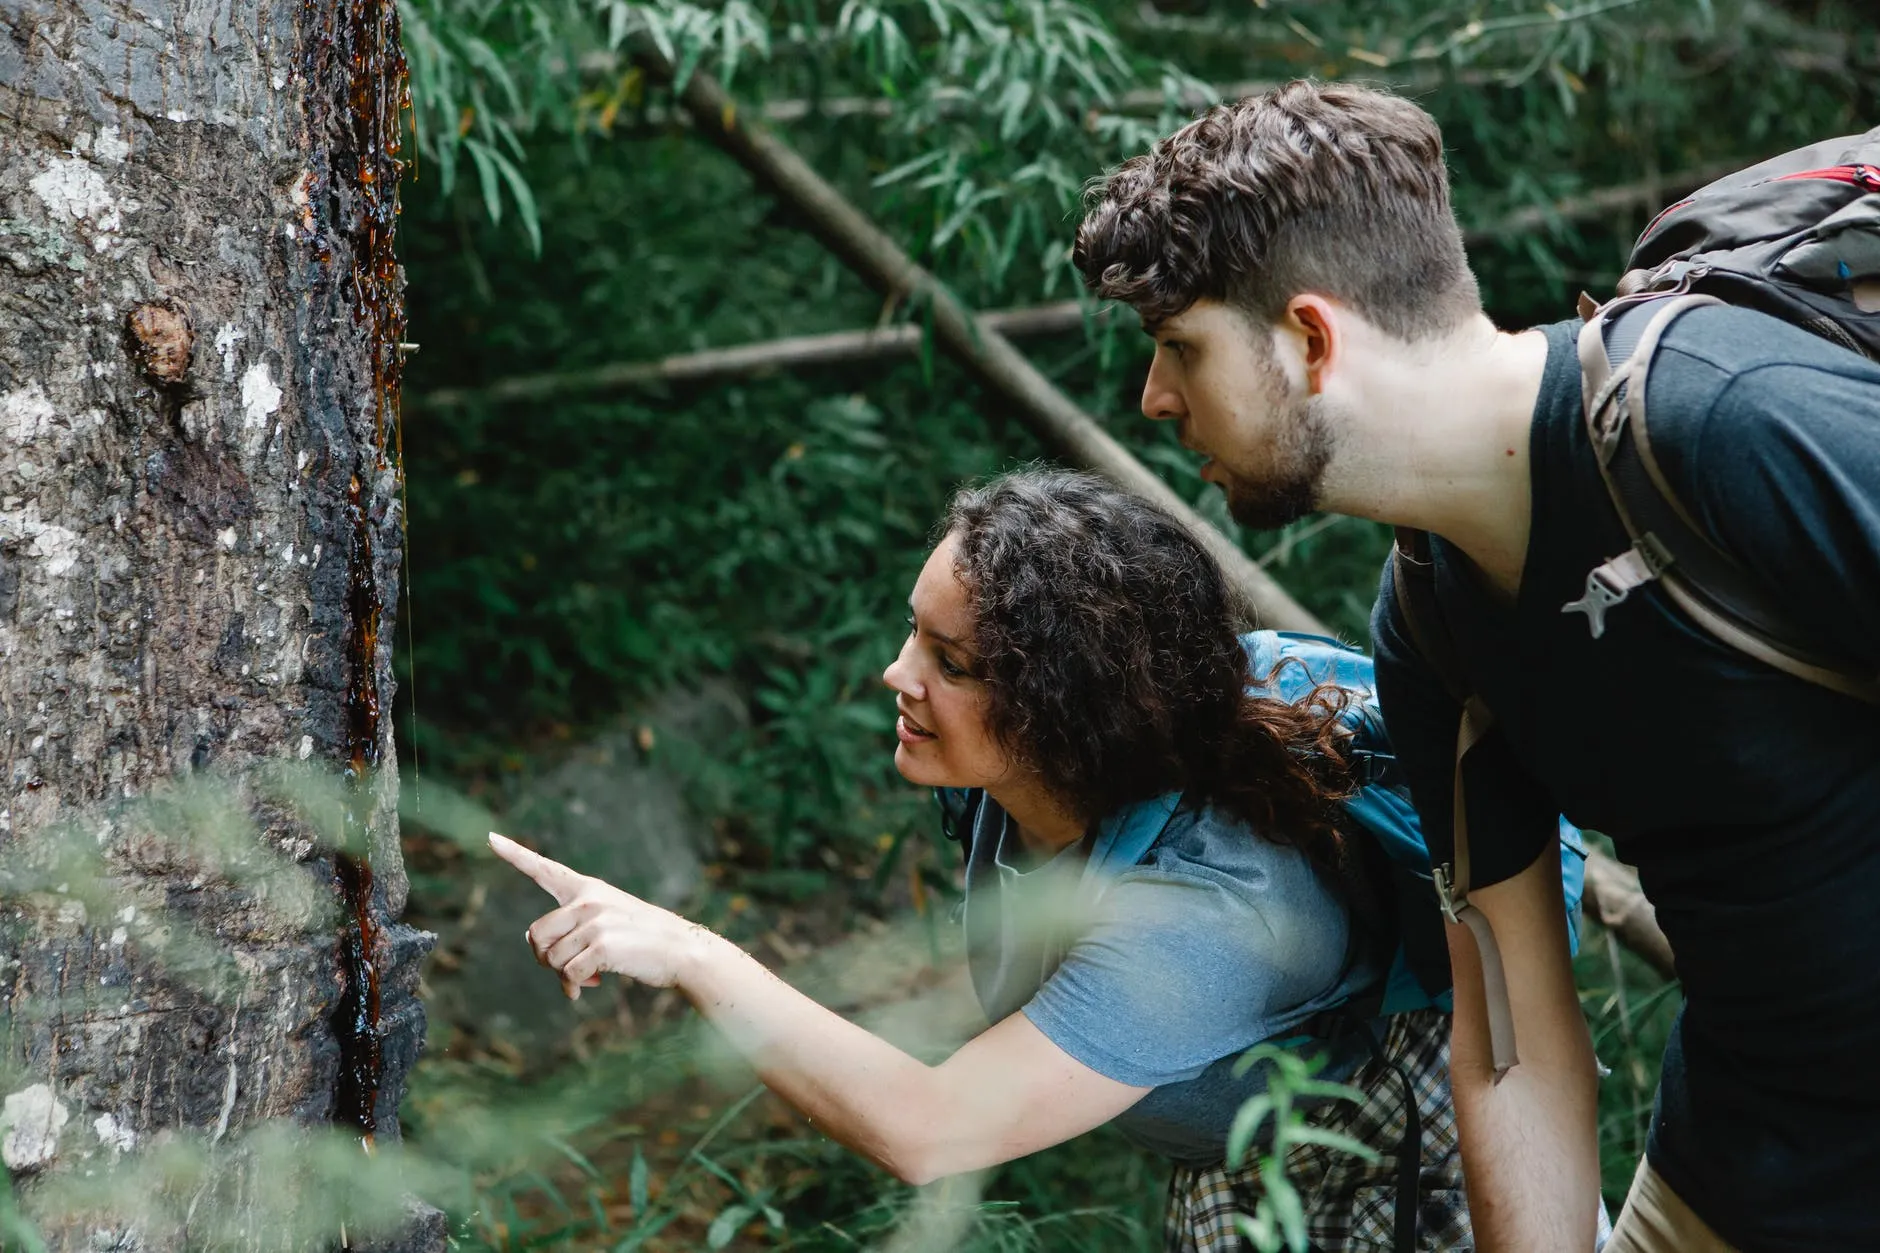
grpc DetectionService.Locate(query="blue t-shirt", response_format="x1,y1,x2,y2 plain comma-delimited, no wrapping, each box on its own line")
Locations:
1371,306,1880,1252
948,791,1380,1165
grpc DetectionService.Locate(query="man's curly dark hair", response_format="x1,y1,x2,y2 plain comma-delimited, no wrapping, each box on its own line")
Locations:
943,468,1356,873
1072,79,1479,337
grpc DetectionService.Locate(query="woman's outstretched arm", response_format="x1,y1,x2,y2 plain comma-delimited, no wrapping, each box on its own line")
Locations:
488,833,1148,1184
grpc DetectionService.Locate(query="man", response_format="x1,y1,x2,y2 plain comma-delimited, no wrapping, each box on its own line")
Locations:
1073,81,1880,1252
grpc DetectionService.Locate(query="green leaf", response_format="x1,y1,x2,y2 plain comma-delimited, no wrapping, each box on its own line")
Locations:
628,1146,649,1215
459,34,522,115
706,1202,755,1249
485,144,542,253
919,0,951,39
1225,1094,1274,1168
637,6,675,62
1281,1125,1382,1163
994,77,1033,142
541,1133,600,1178
1288,1078,1370,1103
872,149,949,189
464,138,503,226
1268,1172,1308,1253
1235,1208,1280,1253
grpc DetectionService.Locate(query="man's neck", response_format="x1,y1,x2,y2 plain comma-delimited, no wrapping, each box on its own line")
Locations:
1321,316,1553,600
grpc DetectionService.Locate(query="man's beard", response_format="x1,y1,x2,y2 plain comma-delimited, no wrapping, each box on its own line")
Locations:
1215,389,1337,531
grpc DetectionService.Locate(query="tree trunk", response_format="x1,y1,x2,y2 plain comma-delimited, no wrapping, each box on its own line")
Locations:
0,0,438,1245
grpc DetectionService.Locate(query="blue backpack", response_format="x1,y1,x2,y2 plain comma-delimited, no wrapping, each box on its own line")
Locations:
946,630,1588,1020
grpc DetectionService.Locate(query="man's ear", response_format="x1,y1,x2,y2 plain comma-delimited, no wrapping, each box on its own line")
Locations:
1281,295,1338,395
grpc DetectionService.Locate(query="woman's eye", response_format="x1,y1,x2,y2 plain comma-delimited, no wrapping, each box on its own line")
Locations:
904,615,917,634
938,655,966,678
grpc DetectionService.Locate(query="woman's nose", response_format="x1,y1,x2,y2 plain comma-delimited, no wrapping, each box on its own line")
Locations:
882,639,922,699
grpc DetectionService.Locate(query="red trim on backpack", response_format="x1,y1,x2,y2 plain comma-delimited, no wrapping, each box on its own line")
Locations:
1640,197,1695,242
1640,164,1878,246
1772,163,1880,190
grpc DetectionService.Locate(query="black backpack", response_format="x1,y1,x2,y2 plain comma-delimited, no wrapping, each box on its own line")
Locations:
1554,127,1880,703
1389,130,1880,1076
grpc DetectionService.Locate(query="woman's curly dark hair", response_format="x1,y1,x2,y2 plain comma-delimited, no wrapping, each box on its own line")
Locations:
943,468,1357,873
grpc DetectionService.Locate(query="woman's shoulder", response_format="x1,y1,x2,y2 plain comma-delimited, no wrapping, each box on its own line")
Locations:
1088,803,1361,1020
1129,803,1345,918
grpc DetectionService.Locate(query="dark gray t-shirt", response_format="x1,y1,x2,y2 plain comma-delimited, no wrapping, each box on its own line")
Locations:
1372,307,1880,1252
949,793,1379,1165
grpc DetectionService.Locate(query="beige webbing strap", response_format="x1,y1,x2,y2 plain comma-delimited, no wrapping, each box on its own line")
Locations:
1443,696,1520,1077
1657,577,1880,704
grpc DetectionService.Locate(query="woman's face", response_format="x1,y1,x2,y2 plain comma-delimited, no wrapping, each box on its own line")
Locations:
881,535,1014,790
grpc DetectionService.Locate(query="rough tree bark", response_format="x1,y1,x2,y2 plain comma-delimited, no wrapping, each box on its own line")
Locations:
0,0,438,1245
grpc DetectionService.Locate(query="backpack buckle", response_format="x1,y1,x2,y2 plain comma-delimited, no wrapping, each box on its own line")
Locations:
1433,863,1462,924
1562,537,1673,638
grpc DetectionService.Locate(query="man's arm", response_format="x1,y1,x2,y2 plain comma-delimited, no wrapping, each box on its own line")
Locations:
1446,839,1601,1251
1369,566,1602,1251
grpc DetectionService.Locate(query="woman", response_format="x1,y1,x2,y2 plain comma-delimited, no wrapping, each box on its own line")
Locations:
490,469,1471,1251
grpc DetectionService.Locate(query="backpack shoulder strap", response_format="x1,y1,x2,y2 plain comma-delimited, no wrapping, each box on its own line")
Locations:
1083,791,1182,878
1386,527,1519,1076
1388,528,1470,706
1572,296,1880,703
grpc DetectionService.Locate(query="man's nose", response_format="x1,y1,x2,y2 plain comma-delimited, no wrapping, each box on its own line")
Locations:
1140,356,1184,422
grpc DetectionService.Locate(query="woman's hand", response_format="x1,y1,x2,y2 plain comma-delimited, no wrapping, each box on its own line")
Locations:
488,832,717,997
491,839,1143,1185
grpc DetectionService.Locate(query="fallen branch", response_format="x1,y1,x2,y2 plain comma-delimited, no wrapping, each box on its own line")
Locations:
633,42,1323,635
409,301,1103,411
1582,850,1677,981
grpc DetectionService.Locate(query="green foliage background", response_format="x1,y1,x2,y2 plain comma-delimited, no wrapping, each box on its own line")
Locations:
377,0,1873,1248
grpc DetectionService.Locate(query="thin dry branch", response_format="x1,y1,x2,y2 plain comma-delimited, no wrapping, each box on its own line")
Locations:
410,302,1102,411
632,42,1324,635
1461,159,1750,245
